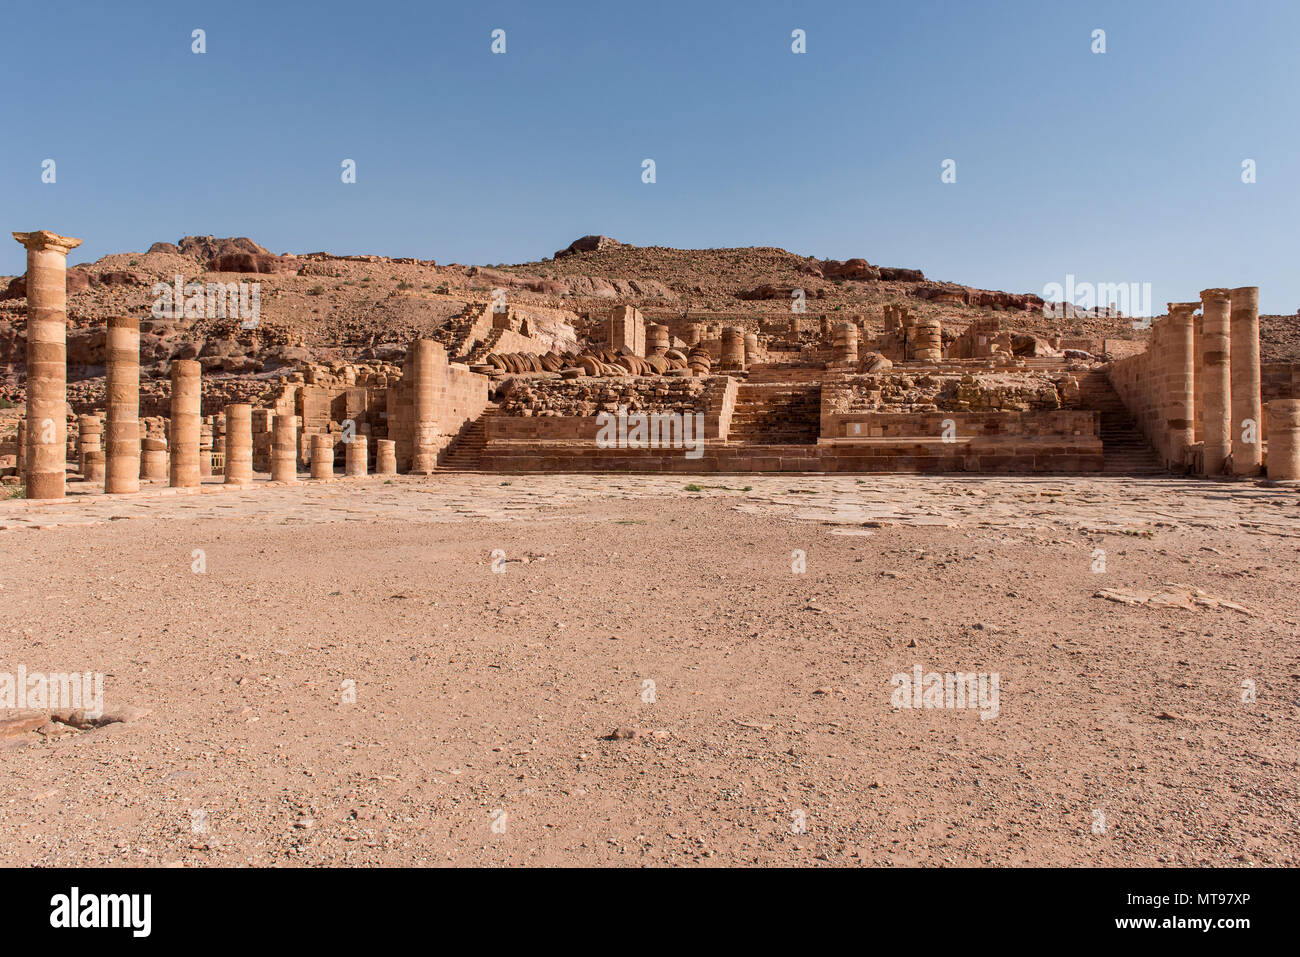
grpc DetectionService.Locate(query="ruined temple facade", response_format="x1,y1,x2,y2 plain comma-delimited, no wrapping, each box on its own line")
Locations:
4,226,1299,493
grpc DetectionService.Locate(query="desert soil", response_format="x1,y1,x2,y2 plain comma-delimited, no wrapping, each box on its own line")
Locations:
1,474,1297,866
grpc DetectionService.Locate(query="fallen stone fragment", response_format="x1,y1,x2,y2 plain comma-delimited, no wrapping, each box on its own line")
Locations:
1094,584,1251,615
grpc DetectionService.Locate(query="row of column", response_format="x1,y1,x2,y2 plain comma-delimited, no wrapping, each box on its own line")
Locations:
14,228,400,498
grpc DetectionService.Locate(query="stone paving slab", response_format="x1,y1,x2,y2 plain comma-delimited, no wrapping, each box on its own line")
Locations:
1,473,1298,538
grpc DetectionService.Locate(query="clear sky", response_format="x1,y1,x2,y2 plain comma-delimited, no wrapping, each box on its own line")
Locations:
4,0,1298,312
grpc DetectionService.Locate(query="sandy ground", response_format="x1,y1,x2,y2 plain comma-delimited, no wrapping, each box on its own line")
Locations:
1,473,1297,867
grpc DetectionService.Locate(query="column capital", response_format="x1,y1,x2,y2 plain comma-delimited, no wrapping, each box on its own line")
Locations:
1167,302,1199,319
13,230,82,254
1199,287,1230,304
1229,286,1259,308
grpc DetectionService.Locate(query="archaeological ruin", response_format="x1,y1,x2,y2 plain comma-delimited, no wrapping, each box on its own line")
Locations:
3,227,1299,495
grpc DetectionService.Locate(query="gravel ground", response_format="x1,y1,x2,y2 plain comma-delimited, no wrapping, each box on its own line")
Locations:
1,475,1297,866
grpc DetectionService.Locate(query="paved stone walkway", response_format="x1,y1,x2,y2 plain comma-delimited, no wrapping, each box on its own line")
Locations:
2,473,1298,538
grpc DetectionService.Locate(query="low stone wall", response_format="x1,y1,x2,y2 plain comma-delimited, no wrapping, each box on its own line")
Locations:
498,374,712,417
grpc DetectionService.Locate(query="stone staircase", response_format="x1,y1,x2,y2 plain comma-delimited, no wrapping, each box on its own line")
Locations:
459,327,506,365
1079,370,1166,475
727,382,822,445
434,302,493,360
438,403,499,470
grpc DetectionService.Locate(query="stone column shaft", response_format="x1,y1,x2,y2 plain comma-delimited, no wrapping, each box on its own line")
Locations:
409,339,440,474
1165,303,1197,470
1229,286,1262,475
310,433,334,479
1199,289,1231,475
169,360,202,487
345,434,368,477
375,439,396,475
1265,400,1300,480
224,403,253,485
14,230,82,499
271,414,298,483
105,315,140,493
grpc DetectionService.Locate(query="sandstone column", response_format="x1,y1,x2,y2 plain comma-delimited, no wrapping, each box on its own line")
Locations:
375,439,397,475
409,339,439,474
345,434,368,477
1229,286,1262,475
16,420,26,475
833,322,859,366
199,421,213,478
83,451,105,482
271,413,298,483
168,360,202,487
646,324,669,356
720,327,745,370
310,433,334,479
1165,303,1198,470
77,415,102,475
224,403,253,485
14,230,82,499
141,436,168,482
104,315,140,493
1266,399,1300,481
1198,288,1232,475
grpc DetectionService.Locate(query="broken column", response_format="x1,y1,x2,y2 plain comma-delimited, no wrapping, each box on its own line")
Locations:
376,439,397,475
83,450,105,482
169,360,202,487
224,403,253,485
310,433,334,479
1165,302,1198,470
77,415,102,476
1229,286,1262,475
271,413,298,483
199,420,213,478
913,319,943,361
646,324,669,356
141,436,168,482
833,322,859,366
409,339,440,474
14,230,82,499
744,332,760,366
1266,399,1300,481
1198,288,1232,475
104,315,140,493
720,327,745,370
345,434,368,477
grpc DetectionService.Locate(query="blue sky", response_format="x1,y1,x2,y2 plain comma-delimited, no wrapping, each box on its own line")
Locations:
4,0,1297,312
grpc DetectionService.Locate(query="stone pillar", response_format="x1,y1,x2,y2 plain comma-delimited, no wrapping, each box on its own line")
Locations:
720,327,745,370
104,315,140,493
1165,303,1198,470
271,413,298,483
743,333,760,366
646,324,669,357
141,436,168,482
199,421,213,478
1229,286,1262,475
409,339,439,474
345,434,368,477
376,439,397,475
833,322,859,365
914,319,943,361
77,415,102,475
83,450,105,482
1198,288,1231,475
310,433,334,479
687,346,712,377
169,360,202,487
13,230,82,499
224,403,253,485
1266,400,1300,481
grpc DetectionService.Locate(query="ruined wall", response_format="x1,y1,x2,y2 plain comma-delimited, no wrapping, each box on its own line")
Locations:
1108,313,1193,470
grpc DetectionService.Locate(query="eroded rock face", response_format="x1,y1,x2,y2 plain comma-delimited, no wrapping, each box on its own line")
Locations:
553,235,623,259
